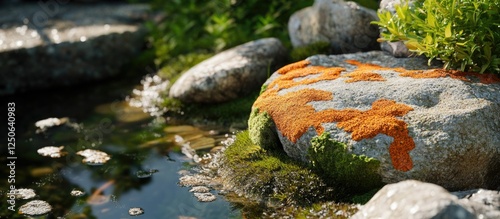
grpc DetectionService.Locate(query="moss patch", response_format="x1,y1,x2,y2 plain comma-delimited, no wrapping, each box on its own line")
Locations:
308,132,383,194
222,131,336,206
248,109,280,150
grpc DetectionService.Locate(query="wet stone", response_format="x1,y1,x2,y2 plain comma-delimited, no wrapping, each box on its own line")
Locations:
70,189,85,197
13,188,36,199
189,186,210,193
37,146,65,158
76,149,111,165
136,169,159,178
193,192,217,202
178,175,212,187
128,207,145,216
35,117,68,132
19,200,52,216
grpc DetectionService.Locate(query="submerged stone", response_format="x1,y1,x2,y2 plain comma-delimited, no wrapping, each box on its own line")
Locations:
136,169,159,179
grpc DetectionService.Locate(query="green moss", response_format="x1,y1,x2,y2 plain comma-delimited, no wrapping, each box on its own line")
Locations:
248,109,280,150
223,131,336,206
290,41,331,61
308,132,384,194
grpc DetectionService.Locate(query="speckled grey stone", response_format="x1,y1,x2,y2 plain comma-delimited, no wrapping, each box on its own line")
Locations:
169,38,287,103
288,0,380,53
255,51,500,190
353,180,499,219
0,3,149,95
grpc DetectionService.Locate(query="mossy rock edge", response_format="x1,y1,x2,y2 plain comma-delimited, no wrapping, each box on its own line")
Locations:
308,132,384,194
248,109,280,150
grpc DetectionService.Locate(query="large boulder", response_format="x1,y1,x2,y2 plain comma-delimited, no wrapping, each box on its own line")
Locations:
0,3,149,95
353,180,500,219
169,38,287,103
288,0,380,53
249,51,500,191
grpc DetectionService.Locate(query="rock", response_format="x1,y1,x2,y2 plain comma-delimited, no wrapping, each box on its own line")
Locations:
288,0,380,53
0,3,149,95
249,51,500,191
169,38,287,103
353,180,500,219
377,0,417,57
453,189,500,218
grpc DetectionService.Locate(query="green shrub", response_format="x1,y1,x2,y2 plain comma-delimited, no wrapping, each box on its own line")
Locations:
149,0,313,68
373,0,500,74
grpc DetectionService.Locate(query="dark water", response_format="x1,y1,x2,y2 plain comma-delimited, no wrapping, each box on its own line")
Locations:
0,75,241,218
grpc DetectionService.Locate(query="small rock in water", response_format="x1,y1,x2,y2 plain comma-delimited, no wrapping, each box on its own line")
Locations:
179,175,212,187
136,169,159,178
19,200,52,216
76,149,111,165
37,146,65,158
35,117,68,132
193,192,216,202
12,188,36,199
128,207,145,216
70,189,85,197
189,186,210,193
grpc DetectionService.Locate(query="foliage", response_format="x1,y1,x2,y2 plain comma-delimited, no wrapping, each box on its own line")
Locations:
373,0,500,74
308,132,383,194
149,0,313,68
290,41,331,61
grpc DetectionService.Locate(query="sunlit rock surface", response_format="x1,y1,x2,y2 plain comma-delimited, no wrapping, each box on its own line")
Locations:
250,51,500,190
353,180,500,219
288,0,380,53
0,3,149,95
169,38,288,103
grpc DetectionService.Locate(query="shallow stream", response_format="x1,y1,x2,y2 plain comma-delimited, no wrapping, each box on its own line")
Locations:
0,74,242,218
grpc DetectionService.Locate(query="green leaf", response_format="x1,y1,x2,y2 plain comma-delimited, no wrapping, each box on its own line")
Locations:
445,22,452,38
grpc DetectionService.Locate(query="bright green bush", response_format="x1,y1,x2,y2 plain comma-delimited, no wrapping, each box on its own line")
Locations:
373,0,500,74
149,0,313,68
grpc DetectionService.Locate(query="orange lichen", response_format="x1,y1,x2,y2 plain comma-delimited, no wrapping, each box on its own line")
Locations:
344,72,386,83
399,68,500,84
277,60,311,74
254,60,417,171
